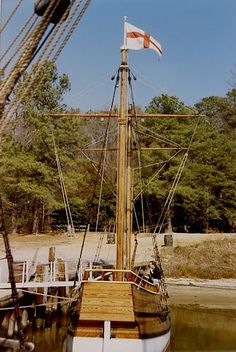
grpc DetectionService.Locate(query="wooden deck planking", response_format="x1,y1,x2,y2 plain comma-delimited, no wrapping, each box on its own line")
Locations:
79,282,135,322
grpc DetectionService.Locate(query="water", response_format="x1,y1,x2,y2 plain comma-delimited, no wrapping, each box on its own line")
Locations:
22,307,236,351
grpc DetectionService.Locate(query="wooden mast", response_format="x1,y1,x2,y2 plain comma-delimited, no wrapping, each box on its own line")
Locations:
126,114,132,270
116,47,128,280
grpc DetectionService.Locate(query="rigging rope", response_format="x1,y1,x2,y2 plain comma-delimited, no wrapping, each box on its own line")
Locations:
93,70,120,265
50,122,75,237
0,0,91,136
128,68,146,232
73,70,120,283
0,0,24,33
0,0,61,118
0,13,36,64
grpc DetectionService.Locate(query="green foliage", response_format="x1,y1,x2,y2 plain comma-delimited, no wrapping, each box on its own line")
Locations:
134,93,236,232
1,65,236,234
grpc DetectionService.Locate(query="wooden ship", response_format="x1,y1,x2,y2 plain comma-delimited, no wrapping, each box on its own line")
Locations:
66,31,171,352
0,2,202,351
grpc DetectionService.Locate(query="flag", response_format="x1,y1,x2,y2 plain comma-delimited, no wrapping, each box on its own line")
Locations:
125,22,162,56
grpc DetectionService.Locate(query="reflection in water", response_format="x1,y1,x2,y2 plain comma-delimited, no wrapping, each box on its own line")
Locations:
170,306,236,351
24,307,236,351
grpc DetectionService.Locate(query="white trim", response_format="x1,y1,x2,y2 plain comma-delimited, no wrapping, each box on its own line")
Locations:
67,330,171,352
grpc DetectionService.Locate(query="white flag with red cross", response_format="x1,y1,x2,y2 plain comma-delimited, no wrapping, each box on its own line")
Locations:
125,22,162,56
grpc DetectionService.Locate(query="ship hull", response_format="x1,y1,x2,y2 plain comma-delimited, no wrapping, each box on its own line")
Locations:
67,274,171,352
67,329,171,352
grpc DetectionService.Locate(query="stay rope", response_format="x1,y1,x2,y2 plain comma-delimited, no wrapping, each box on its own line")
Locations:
49,121,75,237
74,70,120,284
0,0,92,139
0,0,24,34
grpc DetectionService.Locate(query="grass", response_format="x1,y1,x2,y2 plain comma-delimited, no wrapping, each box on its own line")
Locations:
161,238,236,279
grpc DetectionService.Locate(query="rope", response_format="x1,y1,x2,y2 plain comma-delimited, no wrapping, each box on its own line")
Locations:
0,0,91,136
135,124,182,148
0,0,61,116
93,70,120,265
74,70,120,281
153,116,201,235
0,0,24,33
52,0,92,62
0,13,36,63
133,150,182,202
128,69,146,232
0,299,76,312
130,64,197,115
49,121,75,237
2,17,38,72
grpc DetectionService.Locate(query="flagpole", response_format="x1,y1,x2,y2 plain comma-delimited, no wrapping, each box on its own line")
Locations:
123,16,128,48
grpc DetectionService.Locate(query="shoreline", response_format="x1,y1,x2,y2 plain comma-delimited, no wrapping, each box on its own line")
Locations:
167,279,236,313
1,232,236,312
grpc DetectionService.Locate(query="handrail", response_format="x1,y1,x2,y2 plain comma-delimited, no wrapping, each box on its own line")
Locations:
82,268,160,293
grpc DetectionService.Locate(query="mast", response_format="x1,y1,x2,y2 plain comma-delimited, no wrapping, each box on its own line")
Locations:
126,114,132,270
116,44,128,280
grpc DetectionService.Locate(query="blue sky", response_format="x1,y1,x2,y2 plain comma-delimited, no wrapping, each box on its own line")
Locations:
2,0,236,112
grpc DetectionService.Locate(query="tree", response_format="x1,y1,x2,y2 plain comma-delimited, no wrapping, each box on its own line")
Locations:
0,62,89,234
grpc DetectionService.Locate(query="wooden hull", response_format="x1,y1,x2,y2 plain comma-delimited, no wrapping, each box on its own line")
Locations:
67,279,170,352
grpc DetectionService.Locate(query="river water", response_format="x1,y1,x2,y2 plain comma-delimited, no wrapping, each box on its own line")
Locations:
23,306,236,351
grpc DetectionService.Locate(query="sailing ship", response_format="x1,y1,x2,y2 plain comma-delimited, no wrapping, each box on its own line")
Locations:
66,21,171,352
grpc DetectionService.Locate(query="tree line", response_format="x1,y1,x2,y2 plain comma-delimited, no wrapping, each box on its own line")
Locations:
0,62,235,234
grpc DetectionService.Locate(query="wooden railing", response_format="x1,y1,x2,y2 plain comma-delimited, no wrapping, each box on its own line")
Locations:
82,268,159,293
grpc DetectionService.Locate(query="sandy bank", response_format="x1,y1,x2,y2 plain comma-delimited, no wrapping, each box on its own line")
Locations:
167,279,236,312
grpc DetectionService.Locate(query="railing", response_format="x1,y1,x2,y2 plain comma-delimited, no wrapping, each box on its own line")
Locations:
0,259,78,285
82,268,160,293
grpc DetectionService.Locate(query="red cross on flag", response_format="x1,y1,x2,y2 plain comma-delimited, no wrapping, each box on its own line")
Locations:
125,22,162,56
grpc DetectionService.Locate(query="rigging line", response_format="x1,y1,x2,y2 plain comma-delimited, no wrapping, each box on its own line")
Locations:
81,127,117,148
39,0,82,64
49,118,75,235
93,70,120,264
0,0,79,133
128,69,146,232
154,153,188,234
133,150,182,202
2,16,38,72
0,299,76,312
133,203,141,232
79,150,117,198
52,0,92,62
135,128,180,149
0,0,63,126
66,73,112,103
74,68,120,283
95,133,109,233
29,23,57,65
0,13,36,63
0,0,24,33
1,0,86,128
130,65,197,114
1,0,73,117
153,116,201,235
135,124,182,148
133,158,177,170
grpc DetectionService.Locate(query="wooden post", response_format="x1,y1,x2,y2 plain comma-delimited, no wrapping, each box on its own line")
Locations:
126,115,132,270
116,48,128,281
35,263,46,329
48,247,55,262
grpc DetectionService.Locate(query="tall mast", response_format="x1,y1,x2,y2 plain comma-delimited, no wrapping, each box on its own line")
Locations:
126,114,132,270
116,44,128,280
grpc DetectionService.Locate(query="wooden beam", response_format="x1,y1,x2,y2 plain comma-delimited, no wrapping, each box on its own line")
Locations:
79,147,186,152
47,112,204,119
